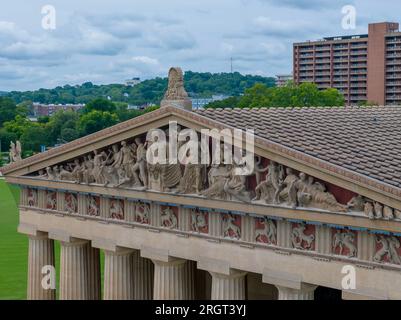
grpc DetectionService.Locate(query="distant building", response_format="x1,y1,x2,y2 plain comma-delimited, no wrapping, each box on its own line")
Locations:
127,103,156,111
32,103,85,117
275,74,293,87
190,94,231,109
293,21,401,105
125,77,141,87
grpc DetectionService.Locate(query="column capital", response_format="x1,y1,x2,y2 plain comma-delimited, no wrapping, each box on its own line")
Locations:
48,229,89,245
92,238,136,254
141,246,183,263
28,232,49,241
276,284,317,300
152,258,187,267
18,223,45,238
104,247,135,256
276,284,317,294
211,269,247,300
263,268,309,290
60,238,90,247
342,287,388,300
210,269,248,279
197,257,231,275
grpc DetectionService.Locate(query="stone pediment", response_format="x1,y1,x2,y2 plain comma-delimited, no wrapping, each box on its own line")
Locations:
2,105,401,217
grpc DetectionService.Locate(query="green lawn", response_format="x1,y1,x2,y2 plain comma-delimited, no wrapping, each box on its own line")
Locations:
0,179,104,300
0,179,27,299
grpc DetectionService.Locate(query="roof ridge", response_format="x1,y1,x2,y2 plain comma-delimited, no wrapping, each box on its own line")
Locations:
198,105,401,112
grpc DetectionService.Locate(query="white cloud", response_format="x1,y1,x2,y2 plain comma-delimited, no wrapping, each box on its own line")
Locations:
131,56,160,65
0,0,399,91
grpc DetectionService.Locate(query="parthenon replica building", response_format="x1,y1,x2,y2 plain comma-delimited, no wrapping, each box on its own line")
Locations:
2,67,401,300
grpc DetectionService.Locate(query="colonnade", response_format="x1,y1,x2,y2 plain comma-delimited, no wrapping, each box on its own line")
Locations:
27,234,318,300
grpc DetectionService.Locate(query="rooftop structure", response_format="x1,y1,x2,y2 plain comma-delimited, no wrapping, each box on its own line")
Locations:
294,22,401,105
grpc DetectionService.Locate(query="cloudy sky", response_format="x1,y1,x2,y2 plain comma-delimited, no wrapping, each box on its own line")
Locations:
0,0,400,91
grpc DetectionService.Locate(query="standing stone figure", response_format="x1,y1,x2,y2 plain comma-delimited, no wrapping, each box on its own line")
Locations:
131,138,148,188
160,67,192,110
9,141,22,163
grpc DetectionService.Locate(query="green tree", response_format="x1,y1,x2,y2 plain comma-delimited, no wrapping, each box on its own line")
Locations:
0,128,18,153
0,97,18,127
78,110,118,135
60,128,79,142
319,88,345,106
46,110,79,145
6,71,276,105
3,115,33,138
205,97,240,109
207,82,345,109
20,125,49,152
82,98,116,114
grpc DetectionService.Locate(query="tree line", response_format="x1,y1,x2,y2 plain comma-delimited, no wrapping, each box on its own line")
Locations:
0,97,157,163
5,71,277,106
0,78,347,165
205,81,345,109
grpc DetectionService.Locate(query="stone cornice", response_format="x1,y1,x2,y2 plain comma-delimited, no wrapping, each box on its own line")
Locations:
9,176,401,234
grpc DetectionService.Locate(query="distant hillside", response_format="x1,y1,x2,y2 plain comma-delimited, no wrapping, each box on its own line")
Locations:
0,91,7,96
6,71,276,105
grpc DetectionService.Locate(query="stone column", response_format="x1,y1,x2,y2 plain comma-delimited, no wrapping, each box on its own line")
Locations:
59,239,90,300
210,270,247,300
86,244,101,300
153,258,190,300
132,250,154,299
184,260,196,300
276,285,317,300
104,248,134,300
27,233,56,300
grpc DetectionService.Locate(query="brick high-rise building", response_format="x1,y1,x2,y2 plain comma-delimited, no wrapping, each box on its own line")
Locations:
293,22,401,105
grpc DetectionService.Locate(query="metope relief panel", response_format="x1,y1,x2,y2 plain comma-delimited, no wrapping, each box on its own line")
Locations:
87,196,100,217
160,206,179,230
291,223,315,251
222,213,241,240
45,191,57,211
110,199,124,220
135,201,150,225
190,209,209,234
332,229,358,258
64,193,78,214
255,217,277,245
27,188,38,207
373,235,401,265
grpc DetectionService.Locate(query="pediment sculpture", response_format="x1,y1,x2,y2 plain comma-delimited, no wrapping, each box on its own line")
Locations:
27,124,401,221
9,141,22,163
